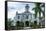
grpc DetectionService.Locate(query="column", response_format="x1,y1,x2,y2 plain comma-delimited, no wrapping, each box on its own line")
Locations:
24,21,25,27
31,14,33,22
29,21,30,27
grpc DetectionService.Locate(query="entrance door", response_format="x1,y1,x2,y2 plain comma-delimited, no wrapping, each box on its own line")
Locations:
25,21,29,27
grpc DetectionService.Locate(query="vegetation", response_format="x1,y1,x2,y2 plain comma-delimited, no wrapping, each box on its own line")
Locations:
30,21,41,29
32,3,45,18
41,3,45,17
7,18,13,30
32,3,45,28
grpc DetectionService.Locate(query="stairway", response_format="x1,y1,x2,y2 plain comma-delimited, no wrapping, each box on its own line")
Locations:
23,27,31,29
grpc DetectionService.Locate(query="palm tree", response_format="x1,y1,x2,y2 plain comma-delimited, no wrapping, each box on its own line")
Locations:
41,3,45,17
32,3,45,19
32,7,38,18
32,3,42,18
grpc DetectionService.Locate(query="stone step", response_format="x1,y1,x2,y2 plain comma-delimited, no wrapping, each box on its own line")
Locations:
24,27,31,29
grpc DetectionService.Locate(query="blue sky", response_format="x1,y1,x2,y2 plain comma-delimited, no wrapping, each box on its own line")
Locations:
8,2,43,19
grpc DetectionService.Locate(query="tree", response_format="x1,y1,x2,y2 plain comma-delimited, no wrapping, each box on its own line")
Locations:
7,18,13,30
32,3,42,18
41,3,45,17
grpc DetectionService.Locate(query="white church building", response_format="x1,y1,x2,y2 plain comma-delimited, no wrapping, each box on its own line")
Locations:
14,4,39,26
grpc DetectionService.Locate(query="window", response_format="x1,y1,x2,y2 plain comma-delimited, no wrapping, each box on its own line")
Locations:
26,15,28,19
18,16,20,19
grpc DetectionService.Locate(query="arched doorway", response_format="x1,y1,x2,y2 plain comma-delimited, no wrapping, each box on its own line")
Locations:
25,21,29,27
34,21,37,25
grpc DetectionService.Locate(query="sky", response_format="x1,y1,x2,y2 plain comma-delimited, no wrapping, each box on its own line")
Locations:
7,2,44,19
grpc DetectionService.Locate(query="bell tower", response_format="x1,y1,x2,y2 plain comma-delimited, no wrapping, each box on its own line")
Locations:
25,4,30,13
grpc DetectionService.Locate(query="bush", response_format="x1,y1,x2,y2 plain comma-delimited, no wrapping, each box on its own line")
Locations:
30,21,41,29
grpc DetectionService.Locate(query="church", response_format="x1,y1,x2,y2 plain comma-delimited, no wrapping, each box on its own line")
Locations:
14,4,39,26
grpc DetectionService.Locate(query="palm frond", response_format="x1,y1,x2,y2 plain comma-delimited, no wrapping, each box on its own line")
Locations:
32,8,35,10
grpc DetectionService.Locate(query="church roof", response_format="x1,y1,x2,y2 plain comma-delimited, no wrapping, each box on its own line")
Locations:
24,10,30,13
16,11,33,15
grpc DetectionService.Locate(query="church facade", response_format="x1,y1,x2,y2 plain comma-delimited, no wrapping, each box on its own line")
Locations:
14,4,39,26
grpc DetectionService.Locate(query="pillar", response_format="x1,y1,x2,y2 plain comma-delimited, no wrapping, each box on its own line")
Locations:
24,21,25,27
28,19,30,27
